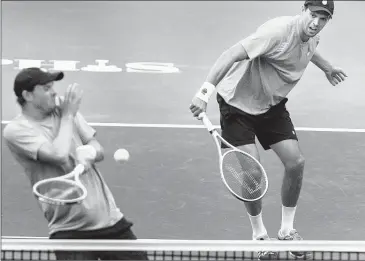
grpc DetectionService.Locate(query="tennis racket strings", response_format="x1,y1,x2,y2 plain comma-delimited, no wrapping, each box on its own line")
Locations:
222,150,267,200
35,179,85,204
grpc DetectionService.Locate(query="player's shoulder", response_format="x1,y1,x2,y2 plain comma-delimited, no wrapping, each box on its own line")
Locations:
3,114,33,140
258,15,298,37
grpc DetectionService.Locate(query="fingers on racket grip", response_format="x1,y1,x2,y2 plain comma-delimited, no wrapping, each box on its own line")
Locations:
198,112,206,119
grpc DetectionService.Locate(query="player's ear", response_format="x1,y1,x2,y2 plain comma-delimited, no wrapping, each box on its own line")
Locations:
22,90,33,102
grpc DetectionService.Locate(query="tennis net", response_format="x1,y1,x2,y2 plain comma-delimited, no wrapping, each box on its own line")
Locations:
2,237,365,260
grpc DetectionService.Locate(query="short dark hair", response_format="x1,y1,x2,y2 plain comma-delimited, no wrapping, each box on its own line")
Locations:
17,96,26,106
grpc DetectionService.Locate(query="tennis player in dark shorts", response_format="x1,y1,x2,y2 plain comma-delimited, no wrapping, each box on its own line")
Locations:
190,0,347,260
51,217,148,260
3,68,148,260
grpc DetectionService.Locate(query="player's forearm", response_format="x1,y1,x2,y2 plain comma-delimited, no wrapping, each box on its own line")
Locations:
195,44,248,103
52,114,75,161
311,51,333,73
193,53,237,104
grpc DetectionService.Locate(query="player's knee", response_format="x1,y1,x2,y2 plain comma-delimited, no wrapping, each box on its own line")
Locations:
285,155,305,173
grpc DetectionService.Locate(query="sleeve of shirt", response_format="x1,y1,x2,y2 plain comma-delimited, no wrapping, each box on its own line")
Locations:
3,122,49,161
74,112,96,144
240,19,284,60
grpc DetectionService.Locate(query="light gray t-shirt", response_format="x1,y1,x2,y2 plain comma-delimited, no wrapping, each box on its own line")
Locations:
3,110,123,235
217,15,320,115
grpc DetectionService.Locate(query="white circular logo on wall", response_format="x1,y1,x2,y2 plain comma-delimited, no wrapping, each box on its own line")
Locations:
322,0,327,5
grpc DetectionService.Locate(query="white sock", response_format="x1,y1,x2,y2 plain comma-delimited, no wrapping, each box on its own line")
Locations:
248,212,267,239
280,205,296,236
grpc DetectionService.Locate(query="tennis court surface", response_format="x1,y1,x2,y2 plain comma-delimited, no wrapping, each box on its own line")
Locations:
2,1,365,259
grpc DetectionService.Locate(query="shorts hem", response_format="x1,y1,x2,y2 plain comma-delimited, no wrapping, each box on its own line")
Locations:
261,136,299,150
220,139,256,149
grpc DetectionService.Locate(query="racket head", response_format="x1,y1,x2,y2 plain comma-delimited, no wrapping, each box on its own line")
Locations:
199,112,268,202
220,149,268,202
32,165,87,205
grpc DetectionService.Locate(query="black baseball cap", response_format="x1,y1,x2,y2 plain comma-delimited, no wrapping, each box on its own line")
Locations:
304,0,334,17
14,67,64,98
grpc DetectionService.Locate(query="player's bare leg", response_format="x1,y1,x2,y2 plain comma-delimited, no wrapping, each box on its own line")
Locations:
224,144,277,260
223,144,266,237
270,139,310,259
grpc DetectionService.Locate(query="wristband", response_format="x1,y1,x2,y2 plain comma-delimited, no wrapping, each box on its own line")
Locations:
194,82,215,103
76,145,97,161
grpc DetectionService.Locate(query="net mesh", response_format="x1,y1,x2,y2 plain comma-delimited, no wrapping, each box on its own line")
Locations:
222,151,267,200
2,237,365,260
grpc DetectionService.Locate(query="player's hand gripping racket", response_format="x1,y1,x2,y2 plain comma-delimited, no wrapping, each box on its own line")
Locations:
199,112,268,202
33,164,87,205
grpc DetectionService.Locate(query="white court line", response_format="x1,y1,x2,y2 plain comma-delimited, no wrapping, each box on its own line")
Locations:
1,120,365,133
2,236,48,239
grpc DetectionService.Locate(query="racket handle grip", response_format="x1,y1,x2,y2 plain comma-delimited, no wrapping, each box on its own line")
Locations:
199,112,215,132
74,164,85,174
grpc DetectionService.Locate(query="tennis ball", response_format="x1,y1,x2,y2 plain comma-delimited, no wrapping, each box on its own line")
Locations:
114,149,130,163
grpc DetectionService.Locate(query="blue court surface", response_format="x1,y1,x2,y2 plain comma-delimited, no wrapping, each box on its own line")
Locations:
2,1,365,241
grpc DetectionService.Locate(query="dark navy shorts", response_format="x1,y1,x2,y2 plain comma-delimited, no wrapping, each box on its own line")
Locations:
50,217,149,260
217,94,298,150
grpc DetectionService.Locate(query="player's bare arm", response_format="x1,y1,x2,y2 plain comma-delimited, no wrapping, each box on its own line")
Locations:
37,83,83,167
205,43,249,86
190,43,249,118
37,115,75,167
311,51,347,86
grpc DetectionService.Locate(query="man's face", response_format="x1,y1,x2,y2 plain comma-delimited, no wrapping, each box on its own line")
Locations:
301,8,330,38
30,81,57,114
